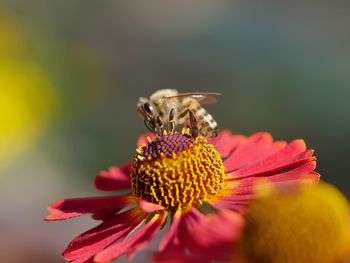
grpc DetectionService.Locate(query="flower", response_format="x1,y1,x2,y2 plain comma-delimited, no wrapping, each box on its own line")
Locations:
236,181,350,263
46,129,319,263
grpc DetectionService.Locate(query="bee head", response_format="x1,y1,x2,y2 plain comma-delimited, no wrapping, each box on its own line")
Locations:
137,97,156,119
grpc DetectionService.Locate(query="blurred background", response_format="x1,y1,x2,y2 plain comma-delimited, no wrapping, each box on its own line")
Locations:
1,1,349,262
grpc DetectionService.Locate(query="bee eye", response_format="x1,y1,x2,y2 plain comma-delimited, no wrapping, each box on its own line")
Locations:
143,103,153,115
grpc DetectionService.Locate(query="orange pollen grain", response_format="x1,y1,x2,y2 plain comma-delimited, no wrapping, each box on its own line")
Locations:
130,133,225,209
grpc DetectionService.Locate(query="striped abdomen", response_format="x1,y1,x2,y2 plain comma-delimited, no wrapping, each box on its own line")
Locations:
181,98,218,137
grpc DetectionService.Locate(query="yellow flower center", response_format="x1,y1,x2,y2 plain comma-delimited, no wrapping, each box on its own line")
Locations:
130,133,225,209
239,182,350,263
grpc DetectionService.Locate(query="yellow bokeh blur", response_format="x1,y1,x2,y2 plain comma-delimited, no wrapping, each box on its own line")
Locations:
0,9,57,168
238,182,350,263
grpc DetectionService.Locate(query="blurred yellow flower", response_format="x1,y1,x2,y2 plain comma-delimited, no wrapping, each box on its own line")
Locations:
0,61,56,167
0,10,57,168
237,182,350,263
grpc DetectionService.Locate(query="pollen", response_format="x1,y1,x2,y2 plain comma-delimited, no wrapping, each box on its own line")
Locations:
130,133,225,209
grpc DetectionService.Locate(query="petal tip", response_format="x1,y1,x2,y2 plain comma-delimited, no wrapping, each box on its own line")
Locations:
94,166,131,192
292,139,307,150
138,199,164,213
250,132,273,142
48,199,64,210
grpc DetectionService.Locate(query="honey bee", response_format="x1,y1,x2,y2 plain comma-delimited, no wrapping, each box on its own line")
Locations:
137,89,221,138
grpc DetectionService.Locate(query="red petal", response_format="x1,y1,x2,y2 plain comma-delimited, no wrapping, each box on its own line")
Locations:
179,209,243,260
158,210,183,252
154,211,195,263
224,132,286,172
94,165,131,192
213,161,319,211
63,209,146,263
138,199,165,213
208,130,246,158
232,161,318,193
153,253,209,263
45,196,132,220
121,162,132,176
230,140,314,178
137,133,156,147
91,209,121,221
155,209,244,263
256,160,319,184
94,214,166,262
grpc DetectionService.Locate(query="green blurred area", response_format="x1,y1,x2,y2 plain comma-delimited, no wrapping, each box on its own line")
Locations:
0,1,349,262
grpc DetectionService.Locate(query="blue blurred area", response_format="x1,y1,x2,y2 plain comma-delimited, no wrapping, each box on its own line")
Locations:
1,1,349,262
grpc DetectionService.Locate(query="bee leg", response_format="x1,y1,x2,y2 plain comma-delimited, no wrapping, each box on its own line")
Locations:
156,116,165,135
168,108,176,134
212,127,219,137
178,109,190,129
178,109,188,119
188,110,199,138
178,109,197,137
144,118,160,137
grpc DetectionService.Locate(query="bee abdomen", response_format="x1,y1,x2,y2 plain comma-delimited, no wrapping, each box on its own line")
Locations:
198,111,218,137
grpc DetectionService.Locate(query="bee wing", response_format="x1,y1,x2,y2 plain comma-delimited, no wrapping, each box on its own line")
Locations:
163,92,222,104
